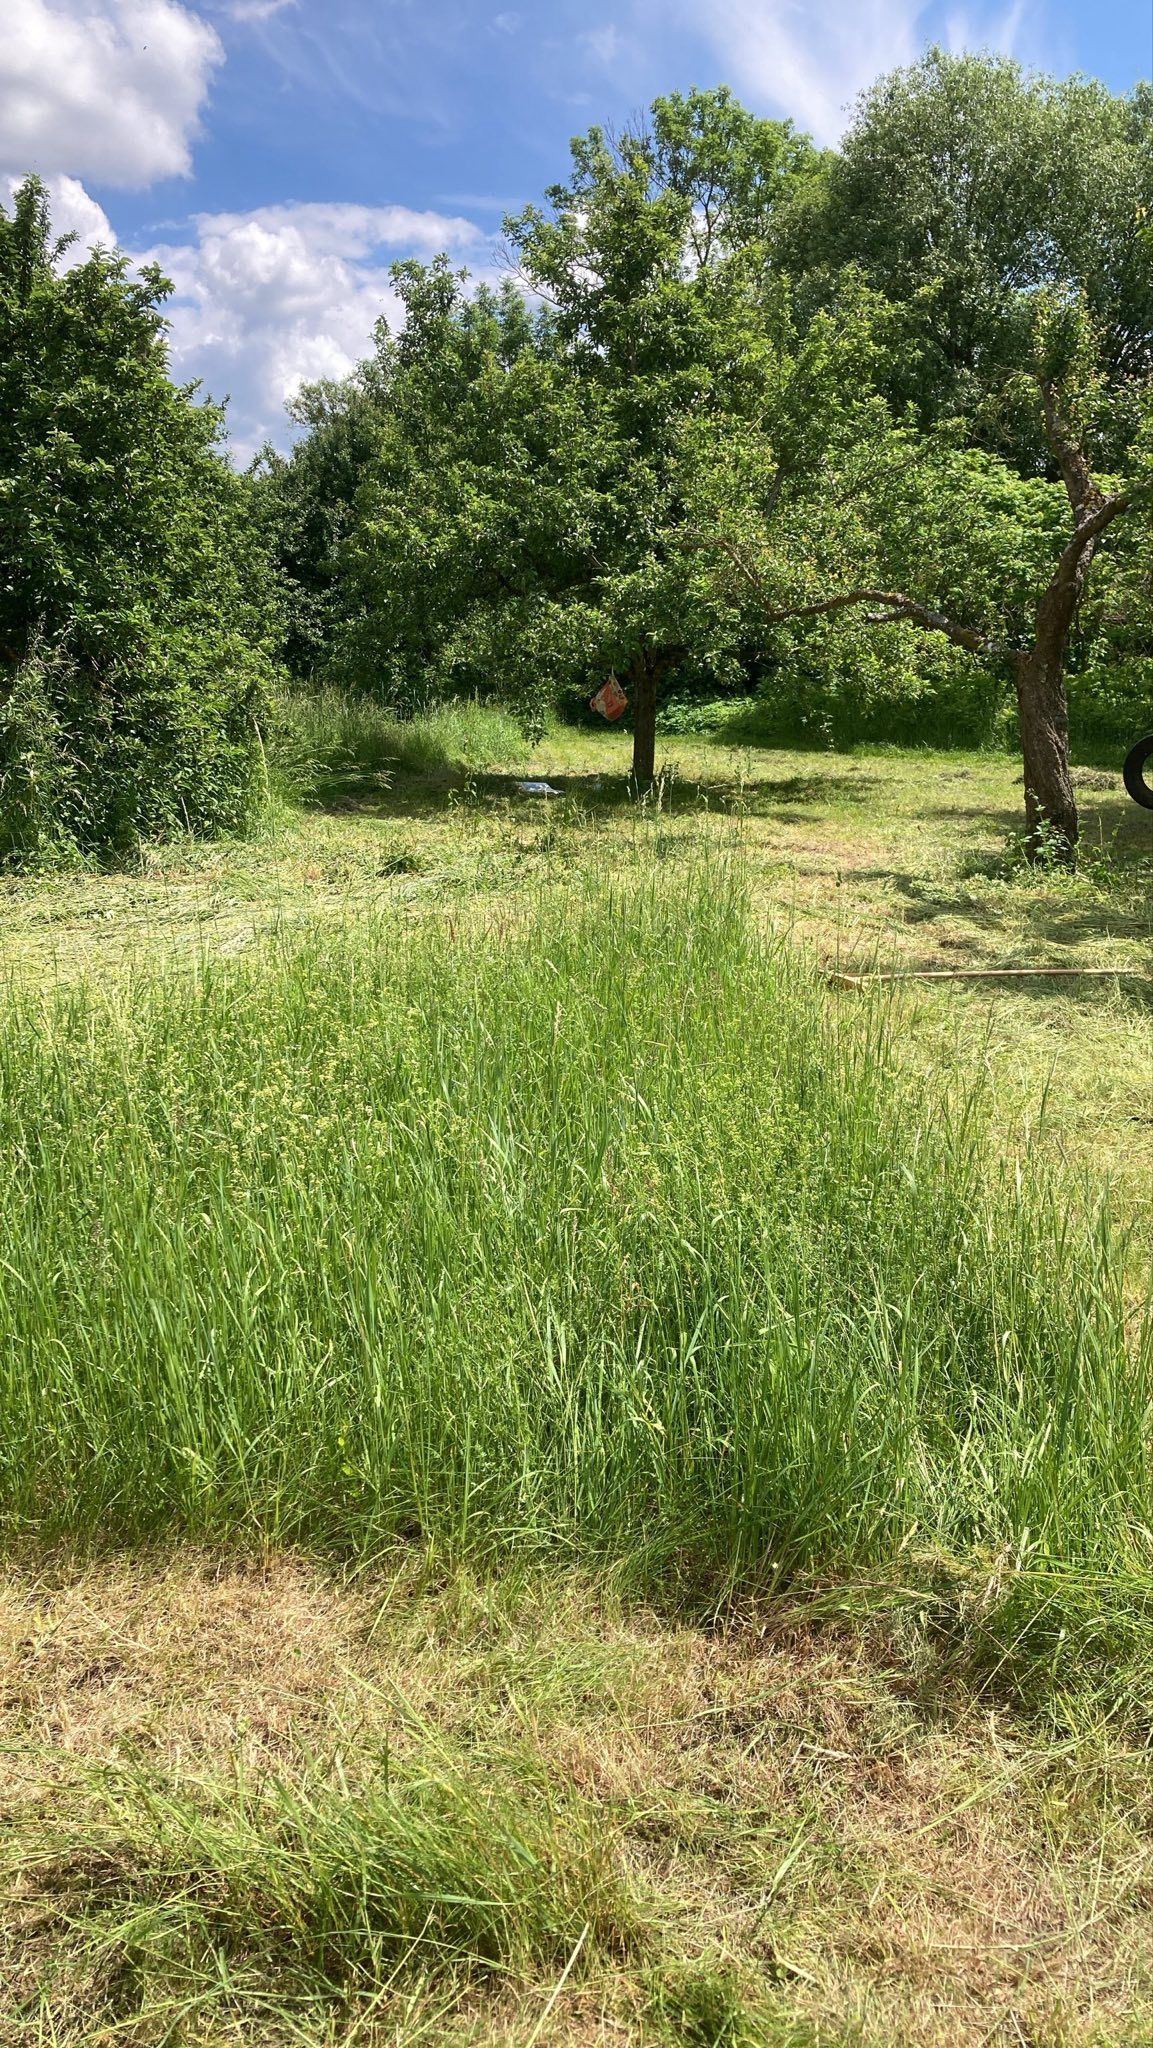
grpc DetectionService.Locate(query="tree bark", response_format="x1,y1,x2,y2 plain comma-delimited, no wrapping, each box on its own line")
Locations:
629,650,658,785
1010,382,1133,860
1014,645,1079,854
1008,455,1130,857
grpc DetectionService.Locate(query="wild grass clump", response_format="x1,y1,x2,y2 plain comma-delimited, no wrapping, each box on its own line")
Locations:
0,867,1148,1705
14,1742,634,2031
282,688,525,794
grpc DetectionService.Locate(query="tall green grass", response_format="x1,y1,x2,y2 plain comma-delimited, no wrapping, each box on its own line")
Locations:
281,689,526,793
0,869,1148,1697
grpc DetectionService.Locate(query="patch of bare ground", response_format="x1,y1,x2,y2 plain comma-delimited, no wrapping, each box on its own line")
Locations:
1,1553,1150,2045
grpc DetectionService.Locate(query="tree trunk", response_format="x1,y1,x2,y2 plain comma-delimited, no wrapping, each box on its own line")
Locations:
1011,378,1132,863
629,651,658,785
1014,647,1078,857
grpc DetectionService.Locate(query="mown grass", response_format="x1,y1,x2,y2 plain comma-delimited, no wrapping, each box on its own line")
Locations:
0,867,1148,1716
6,1555,1153,2045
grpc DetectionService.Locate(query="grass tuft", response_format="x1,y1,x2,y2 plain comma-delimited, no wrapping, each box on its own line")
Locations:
11,1739,636,2034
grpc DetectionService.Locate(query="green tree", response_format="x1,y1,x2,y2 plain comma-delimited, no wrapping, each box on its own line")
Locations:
339,92,833,781
311,69,1149,844
788,51,1152,440
766,54,1153,850
0,178,277,863
694,341,1149,853
254,365,387,682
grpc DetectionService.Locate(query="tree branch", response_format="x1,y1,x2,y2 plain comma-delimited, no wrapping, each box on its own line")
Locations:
1064,491,1131,555
1031,491,1133,661
763,465,786,522
1038,379,1102,519
682,533,1002,656
788,589,998,654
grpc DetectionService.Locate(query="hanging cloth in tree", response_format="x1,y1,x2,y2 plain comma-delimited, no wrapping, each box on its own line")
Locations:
590,675,628,722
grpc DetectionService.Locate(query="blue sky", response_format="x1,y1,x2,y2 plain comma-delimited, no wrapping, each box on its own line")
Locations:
3,0,1150,455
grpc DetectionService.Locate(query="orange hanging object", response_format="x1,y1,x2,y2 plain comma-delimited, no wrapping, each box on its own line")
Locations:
590,674,628,722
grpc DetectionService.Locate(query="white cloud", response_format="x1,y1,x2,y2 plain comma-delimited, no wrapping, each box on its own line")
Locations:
0,0,222,189
142,201,490,459
47,173,114,250
676,0,918,143
223,0,295,20
3,169,116,263
675,0,1032,144
581,24,623,65
0,0,221,275
945,0,1031,56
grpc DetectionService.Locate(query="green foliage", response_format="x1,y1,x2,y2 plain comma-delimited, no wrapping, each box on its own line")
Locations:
0,872,1147,1712
0,178,278,864
254,368,386,681
1,640,270,865
690,408,1073,730
789,51,1153,448
752,621,1012,750
332,94,832,737
646,1960,785,2047
335,270,604,725
1070,445,1153,747
272,66,1150,787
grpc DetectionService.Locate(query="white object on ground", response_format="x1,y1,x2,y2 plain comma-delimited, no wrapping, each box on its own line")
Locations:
513,780,562,797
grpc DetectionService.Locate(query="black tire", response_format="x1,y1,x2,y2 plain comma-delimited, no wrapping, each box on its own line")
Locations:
1123,734,1153,811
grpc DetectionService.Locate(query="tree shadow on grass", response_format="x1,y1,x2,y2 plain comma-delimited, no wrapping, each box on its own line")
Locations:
309,766,642,819
885,852,1153,963
307,760,883,822
737,772,883,808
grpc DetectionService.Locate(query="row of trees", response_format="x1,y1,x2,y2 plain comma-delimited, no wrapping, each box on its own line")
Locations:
264,52,1152,854
1,52,1150,862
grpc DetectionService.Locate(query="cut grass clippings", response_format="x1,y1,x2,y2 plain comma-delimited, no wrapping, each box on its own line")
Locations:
4,1555,1152,2046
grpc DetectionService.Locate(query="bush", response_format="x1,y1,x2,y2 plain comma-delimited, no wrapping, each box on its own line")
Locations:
0,641,269,865
1068,652,1153,753
0,179,277,866
750,617,1014,750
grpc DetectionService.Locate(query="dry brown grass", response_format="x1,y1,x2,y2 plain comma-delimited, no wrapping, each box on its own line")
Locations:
2,1553,1150,2046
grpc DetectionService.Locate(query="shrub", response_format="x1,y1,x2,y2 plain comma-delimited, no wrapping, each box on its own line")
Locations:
751,616,1015,750
0,179,277,865
0,640,269,865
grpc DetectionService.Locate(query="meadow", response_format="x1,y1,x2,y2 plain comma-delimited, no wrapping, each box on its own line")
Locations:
1,703,1151,2047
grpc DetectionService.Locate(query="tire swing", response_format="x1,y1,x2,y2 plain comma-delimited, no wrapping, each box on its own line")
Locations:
1122,734,1153,811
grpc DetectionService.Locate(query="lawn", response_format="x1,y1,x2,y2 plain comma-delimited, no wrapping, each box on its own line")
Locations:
1,707,1150,2046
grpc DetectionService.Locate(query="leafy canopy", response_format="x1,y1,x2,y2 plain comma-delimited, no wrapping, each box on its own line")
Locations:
788,50,1153,449
336,91,878,734
0,178,278,864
